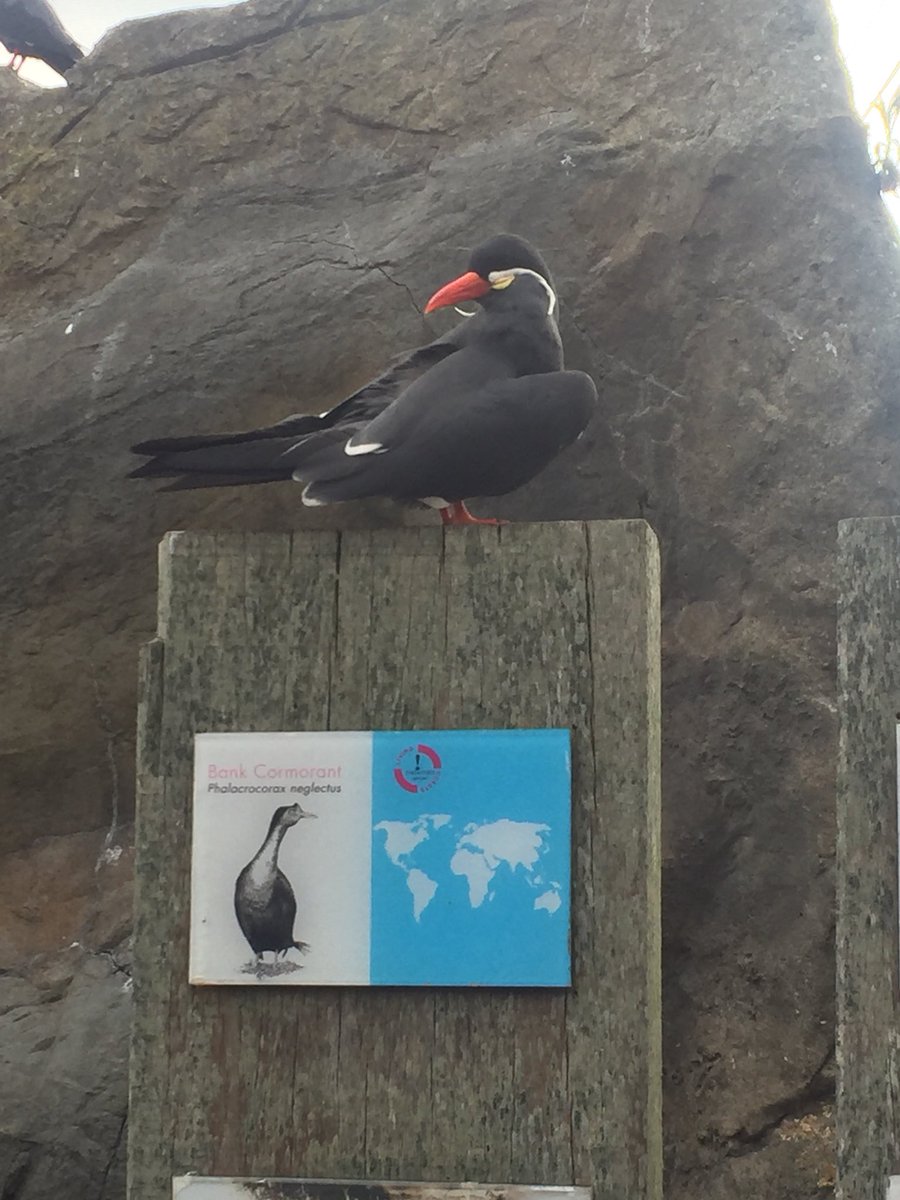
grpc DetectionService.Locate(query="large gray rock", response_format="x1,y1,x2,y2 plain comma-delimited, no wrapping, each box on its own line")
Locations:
0,831,132,1199
0,0,898,1196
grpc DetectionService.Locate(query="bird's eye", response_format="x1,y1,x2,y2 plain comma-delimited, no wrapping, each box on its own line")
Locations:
488,271,515,290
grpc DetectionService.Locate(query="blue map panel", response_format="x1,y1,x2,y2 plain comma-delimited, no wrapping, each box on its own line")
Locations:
370,729,571,986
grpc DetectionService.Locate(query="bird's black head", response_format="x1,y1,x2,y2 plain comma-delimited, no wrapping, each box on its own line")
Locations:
424,233,556,315
267,803,316,834
467,234,553,289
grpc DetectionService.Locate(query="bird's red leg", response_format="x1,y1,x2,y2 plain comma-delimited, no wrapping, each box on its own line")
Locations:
440,501,506,526
10,53,24,73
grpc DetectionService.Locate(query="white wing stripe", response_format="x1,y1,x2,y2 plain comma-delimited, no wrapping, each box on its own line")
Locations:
344,439,384,456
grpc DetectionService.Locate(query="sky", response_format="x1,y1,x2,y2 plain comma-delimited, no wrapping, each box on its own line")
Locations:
828,0,899,107
828,0,900,228
9,0,900,225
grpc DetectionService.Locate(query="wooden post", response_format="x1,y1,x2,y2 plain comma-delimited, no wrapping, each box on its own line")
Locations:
837,517,900,1199
129,523,661,1200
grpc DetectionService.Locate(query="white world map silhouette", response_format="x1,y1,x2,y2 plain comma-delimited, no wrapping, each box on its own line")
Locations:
374,813,562,922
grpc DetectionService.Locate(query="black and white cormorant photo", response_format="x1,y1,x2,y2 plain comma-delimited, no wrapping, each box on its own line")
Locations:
234,802,317,978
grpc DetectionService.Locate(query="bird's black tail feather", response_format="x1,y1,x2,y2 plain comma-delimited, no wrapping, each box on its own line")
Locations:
156,472,291,492
129,412,342,491
129,402,378,495
129,434,305,488
43,44,83,76
131,409,330,458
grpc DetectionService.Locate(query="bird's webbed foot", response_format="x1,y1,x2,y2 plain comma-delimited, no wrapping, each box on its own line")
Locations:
440,502,507,526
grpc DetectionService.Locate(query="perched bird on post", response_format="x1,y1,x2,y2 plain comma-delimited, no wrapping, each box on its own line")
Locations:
0,0,82,77
130,233,598,525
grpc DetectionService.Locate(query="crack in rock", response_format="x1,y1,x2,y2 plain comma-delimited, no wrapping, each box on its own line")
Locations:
726,1042,835,1155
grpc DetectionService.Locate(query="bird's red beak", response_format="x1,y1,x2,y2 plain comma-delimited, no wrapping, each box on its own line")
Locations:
424,270,492,314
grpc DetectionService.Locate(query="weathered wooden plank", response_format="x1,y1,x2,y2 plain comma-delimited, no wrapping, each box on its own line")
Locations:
129,522,661,1200
837,517,900,1200
130,637,170,1190
327,529,452,1183
575,523,662,1200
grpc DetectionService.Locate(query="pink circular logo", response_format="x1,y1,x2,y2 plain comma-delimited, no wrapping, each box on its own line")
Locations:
393,743,442,793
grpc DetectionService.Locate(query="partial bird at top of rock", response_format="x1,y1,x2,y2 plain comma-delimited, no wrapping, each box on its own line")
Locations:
0,0,82,79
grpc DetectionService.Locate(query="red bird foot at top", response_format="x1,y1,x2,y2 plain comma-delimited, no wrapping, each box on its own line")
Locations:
439,502,507,526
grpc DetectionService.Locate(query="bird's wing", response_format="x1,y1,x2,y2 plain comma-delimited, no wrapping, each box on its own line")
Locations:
313,333,466,429
233,868,256,940
288,341,511,470
269,872,298,930
299,370,599,505
129,331,467,481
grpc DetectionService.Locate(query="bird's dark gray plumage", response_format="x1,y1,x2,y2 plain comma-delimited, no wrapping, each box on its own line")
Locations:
130,234,599,524
234,803,316,962
0,0,82,76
